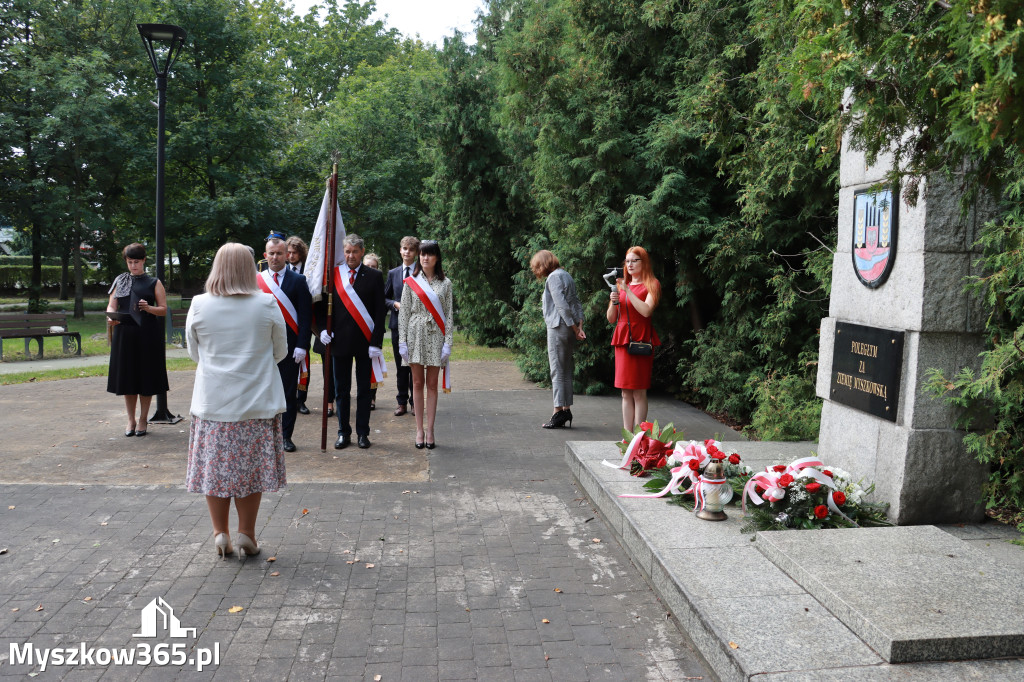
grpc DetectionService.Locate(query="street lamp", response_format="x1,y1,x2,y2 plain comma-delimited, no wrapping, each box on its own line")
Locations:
138,23,186,424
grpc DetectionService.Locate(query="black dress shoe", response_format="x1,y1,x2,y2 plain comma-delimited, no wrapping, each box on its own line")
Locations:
327,407,335,417
297,402,310,415
283,438,296,452
357,435,371,449
335,434,351,449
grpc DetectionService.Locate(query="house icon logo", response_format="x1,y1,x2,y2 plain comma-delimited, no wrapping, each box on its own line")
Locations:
133,597,197,639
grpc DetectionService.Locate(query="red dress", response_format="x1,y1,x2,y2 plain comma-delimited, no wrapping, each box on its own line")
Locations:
611,281,661,389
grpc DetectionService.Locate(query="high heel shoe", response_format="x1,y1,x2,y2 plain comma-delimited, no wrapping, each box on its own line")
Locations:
214,533,233,559
425,431,435,449
134,420,148,437
542,409,573,429
415,441,425,449
235,533,260,559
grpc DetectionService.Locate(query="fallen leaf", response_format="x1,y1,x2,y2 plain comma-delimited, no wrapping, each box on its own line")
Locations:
302,508,309,515
729,641,739,649
541,619,550,624
12,607,19,612
83,597,92,602
545,655,550,661
228,606,243,614
0,548,7,554
591,538,601,543
100,522,108,526
365,563,375,569
374,676,382,682
553,588,562,593
270,572,280,577
525,495,531,498
346,561,355,565
52,539,60,544
266,556,276,562
34,605,43,612
7,506,14,510
343,550,351,554
402,490,411,494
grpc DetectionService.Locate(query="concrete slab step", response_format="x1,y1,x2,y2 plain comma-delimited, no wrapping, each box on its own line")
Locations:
566,439,1024,681
756,525,1024,663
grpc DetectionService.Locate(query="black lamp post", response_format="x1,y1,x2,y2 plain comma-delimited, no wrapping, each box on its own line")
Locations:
138,23,186,424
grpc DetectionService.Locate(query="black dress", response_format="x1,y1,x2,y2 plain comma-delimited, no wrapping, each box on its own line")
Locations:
106,275,170,397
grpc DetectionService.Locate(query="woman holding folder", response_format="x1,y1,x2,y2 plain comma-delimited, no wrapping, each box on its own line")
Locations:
106,242,169,437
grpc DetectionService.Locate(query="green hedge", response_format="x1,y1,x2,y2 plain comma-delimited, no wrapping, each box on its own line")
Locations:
0,255,62,266
0,265,102,289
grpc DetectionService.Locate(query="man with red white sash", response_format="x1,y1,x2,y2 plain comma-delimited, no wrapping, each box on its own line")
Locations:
260,236,312,452
314,233,386,450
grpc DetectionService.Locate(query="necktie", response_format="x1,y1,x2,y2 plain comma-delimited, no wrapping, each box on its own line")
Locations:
273,272,279,285
349,268,356,285
404,266,409,280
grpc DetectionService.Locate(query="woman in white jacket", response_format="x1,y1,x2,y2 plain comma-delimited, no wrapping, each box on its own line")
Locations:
185,243,288,559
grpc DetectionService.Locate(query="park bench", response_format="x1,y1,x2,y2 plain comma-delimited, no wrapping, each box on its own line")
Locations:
169,300,192,346
0,312,82,360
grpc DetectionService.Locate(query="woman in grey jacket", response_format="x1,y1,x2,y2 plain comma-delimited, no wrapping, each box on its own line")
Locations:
531,250,585,429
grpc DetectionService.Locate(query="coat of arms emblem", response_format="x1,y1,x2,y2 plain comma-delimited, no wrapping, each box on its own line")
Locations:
852,188,898,288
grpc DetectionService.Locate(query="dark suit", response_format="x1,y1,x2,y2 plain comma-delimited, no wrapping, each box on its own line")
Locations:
385,264,414,408
314,265,386,438
268,267,312,440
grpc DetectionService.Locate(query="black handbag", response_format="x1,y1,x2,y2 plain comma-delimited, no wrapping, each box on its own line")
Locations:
623,292,654,356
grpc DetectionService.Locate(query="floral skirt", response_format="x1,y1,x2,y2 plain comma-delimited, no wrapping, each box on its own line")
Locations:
186,416,286,498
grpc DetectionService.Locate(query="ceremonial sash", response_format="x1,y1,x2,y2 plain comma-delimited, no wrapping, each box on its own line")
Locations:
334,266,388,387
405,273,452,392
258,270,299,335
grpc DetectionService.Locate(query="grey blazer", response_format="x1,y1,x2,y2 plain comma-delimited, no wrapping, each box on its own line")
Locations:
543,268,584,329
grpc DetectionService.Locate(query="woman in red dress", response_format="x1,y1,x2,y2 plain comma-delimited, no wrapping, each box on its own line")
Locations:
606,246,661,431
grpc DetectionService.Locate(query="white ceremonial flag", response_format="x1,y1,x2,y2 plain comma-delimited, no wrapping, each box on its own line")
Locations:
305,187,346,303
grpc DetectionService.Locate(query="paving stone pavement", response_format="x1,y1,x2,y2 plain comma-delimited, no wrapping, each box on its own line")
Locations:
0,363,734,680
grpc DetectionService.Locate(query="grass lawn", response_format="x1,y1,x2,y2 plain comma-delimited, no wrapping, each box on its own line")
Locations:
0,330,512,385
0,296,188,361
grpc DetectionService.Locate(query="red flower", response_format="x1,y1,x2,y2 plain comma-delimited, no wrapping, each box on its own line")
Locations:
704,439,714,446
728,454,740,465
688,460,700,471
814,505,829,519
823,470,833,478
832,491,847,505
773,465,787,473
805,482,821,494
707,444,720,456
639,421,654,432
778,474,794,488
655,456,667,469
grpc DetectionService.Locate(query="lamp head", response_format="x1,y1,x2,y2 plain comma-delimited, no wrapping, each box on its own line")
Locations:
137,23,187,77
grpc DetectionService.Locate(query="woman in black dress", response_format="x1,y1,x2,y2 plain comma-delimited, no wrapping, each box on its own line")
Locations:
106,243,170,436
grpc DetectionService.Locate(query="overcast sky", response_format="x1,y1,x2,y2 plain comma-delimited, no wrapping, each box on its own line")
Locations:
289,0,485,46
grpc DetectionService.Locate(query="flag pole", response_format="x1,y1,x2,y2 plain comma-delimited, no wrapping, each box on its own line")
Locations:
321,162,338,452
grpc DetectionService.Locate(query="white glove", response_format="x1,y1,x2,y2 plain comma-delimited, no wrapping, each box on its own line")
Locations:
319,330,333,346
292,347,306,364
398,342,409,363
368,346,382,359
440,342,451,363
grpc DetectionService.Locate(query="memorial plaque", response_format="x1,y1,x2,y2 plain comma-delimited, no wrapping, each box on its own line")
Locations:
830,321,904,422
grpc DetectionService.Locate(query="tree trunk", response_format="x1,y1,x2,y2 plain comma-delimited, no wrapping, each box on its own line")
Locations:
59,242,70,300
73,207,84,320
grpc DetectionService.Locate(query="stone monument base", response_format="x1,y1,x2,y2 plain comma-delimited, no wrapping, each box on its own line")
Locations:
567,439,1024,680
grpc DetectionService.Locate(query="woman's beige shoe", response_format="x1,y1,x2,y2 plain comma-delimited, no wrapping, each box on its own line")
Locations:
214,533,233,559
235,533,260,559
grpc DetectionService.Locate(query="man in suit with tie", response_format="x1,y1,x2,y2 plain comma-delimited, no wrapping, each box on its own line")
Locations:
260,236,312,452
315,233,386,449
384,236,419,416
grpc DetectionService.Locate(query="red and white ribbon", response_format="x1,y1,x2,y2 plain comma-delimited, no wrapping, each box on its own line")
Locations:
334,266,388,386
258,270,299,335
405,273,451,392
602,431,646,470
